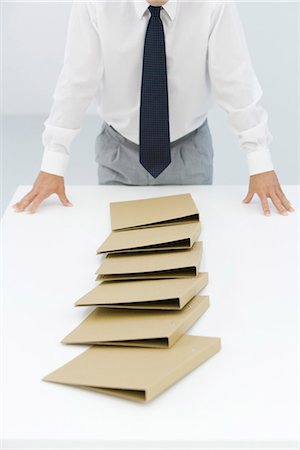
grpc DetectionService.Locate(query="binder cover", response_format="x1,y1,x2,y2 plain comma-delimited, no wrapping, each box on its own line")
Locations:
96,222,201,254
110,193,199,231
42,335,221,402
62,295,209,348
75,272,208,310
95,241,203,281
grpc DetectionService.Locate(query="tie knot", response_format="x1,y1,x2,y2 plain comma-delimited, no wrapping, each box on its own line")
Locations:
148,5,161,18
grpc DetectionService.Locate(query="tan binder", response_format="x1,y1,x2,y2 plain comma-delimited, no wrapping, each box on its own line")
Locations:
96,221,201,254
42,335,221,402
75,272,208,310
110,193,199,231
95,241,203,281
62,295,209,348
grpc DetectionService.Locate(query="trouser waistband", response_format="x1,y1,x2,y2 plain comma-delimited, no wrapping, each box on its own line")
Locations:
104,118,208,149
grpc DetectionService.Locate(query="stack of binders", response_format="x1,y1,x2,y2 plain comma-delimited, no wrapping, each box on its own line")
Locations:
43,193,221,402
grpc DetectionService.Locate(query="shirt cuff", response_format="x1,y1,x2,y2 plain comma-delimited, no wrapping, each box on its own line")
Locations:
246,147,274,176
40,148,70,177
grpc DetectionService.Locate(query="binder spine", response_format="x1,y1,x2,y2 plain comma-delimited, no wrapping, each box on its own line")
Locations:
180,273,208,308
146,338,221,402
190,222,202,245
169,297,210,347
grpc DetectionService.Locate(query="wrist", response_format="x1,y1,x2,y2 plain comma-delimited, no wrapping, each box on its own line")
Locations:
250,170,275,179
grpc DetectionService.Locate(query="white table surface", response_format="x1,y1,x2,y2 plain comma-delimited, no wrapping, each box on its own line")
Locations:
1,185,299,450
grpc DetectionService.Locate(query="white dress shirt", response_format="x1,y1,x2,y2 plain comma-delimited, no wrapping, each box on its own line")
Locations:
40,0,274,177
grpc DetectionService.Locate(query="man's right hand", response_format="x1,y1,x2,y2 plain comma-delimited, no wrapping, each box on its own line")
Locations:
12,171,73,214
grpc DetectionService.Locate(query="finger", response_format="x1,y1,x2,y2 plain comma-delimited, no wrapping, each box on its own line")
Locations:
276,188,294,212
259,195,271,216
13,191,37,212
243,191,254,203
270,192,288,215
27,194,47,214
57,191,73,207
13,191,35,209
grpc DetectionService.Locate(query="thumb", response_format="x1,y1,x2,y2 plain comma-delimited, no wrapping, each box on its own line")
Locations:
57,191,73,207
243,190,254,204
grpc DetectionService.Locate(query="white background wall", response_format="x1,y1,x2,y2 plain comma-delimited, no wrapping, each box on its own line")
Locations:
1,1,299,212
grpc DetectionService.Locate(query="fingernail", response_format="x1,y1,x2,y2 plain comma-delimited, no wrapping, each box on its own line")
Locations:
68,202,73,207
289,206,295,212
282,211,288,216
265,212,270,216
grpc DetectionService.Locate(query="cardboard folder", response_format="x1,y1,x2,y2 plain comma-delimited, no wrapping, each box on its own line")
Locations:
42,335,221,402
96,221,201,255
75,272,208,310
110,193,199,231
62,295,209,348
95,241,203,281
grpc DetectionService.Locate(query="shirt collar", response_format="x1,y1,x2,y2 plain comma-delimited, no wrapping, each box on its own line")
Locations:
134,1,177,21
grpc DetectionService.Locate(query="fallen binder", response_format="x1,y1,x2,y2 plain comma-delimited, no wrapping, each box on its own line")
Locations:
42,335,221,402
62,295,209,348
95,241,203,281
96,221,201,254
110,193,199,231
75,272,208,310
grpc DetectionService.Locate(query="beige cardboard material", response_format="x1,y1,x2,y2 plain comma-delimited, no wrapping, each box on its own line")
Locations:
62,295,209,348
96,222,201,254
110,193,199,231
96,241,203,281
42,335,221,402
75,272,208,310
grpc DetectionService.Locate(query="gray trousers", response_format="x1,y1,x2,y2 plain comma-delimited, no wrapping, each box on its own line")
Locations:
94,118,214,185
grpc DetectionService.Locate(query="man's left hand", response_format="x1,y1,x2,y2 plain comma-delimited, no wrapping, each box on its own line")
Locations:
243,170,294,216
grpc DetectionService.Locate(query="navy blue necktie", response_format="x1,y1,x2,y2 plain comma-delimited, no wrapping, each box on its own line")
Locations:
139,5,171,178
